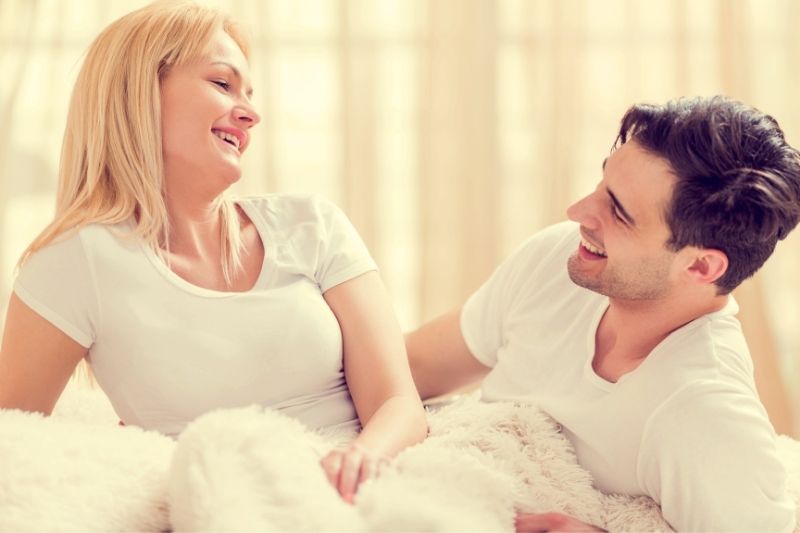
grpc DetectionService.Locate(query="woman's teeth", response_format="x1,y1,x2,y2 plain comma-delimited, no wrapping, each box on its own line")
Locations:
212,129,240,150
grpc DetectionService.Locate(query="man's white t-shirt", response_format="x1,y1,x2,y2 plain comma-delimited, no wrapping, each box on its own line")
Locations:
14,194,376,437
461,221,794,532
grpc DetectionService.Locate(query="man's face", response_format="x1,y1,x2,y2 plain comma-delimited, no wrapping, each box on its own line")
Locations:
566,140,679,300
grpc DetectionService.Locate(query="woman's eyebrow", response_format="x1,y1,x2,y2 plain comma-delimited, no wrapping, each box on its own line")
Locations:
210,61,253,97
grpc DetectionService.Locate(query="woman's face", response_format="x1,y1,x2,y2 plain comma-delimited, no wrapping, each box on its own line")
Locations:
160,28,260,201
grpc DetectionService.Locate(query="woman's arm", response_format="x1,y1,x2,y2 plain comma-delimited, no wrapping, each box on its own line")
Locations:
321,270,428,502
0,293,87,414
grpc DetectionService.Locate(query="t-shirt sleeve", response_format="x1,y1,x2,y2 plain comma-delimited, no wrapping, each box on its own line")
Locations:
312,196,378,293
460,221,578,367
637,381,795,532
13,231,99,348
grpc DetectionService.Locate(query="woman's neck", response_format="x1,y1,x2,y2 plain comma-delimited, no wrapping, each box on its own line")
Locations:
163,193,225,259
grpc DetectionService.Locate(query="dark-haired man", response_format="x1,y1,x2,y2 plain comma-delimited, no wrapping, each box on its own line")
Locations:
407,96,800,532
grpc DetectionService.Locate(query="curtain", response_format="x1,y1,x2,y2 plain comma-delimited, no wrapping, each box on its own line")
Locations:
1,0,797,436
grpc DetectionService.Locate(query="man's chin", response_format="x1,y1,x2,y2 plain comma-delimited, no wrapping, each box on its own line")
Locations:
567,256,605,294
568,271,604,294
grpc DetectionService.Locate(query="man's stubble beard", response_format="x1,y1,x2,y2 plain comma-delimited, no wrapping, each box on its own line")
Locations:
566,253,672,301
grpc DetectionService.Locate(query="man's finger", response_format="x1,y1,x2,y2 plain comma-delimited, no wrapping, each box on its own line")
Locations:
515,512,605,533
515,512,554,532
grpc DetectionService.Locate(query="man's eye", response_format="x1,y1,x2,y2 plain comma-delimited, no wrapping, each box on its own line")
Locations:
612,207,625,222
213,80,231,91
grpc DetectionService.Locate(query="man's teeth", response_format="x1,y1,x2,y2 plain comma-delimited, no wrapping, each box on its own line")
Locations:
582,239,607,257
212,130,240,150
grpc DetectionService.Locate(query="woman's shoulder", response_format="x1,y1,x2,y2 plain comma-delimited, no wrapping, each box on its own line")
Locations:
236,192,338,210
22,221,133,269
236,193,345,227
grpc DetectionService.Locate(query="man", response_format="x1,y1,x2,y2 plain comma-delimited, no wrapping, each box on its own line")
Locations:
407,96,800,532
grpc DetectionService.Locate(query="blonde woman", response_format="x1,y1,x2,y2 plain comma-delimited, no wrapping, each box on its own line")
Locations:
0,0,427,503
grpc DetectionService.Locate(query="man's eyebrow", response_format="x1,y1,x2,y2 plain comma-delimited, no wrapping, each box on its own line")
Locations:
211,61,254,97
607,187,636,225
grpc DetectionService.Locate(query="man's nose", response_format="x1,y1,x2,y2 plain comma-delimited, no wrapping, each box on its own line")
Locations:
566,194,600,229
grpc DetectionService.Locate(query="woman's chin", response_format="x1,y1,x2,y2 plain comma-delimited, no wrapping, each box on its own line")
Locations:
216,164,243,188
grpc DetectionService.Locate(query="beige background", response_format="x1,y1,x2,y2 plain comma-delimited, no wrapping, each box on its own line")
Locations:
1,0,798,436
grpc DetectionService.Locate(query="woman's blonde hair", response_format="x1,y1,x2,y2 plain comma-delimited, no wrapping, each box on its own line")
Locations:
19,0,250,285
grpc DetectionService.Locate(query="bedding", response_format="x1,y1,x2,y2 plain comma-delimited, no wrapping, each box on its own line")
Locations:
0,382,797,532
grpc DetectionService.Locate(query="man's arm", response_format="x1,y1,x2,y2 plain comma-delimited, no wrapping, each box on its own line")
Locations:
405,307,491,401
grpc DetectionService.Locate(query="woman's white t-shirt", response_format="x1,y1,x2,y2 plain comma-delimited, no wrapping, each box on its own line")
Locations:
14,194,377,437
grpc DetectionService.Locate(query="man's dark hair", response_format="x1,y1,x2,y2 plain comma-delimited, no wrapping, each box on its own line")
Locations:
616,95,800,294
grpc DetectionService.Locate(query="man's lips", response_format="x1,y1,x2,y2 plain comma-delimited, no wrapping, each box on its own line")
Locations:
578,241,606,261
580,238,606,257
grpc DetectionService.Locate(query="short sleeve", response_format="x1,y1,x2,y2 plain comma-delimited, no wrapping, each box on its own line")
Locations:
312,197,378,293
461,221,577,367
638,381,795,532
13,231,99,348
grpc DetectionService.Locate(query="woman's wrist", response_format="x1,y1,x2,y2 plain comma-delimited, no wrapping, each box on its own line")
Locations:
354,395,427,457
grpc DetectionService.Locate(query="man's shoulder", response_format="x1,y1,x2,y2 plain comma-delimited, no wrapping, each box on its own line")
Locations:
504,221,580,271
524,220,580,250
469,221,596,336
652,300,752,386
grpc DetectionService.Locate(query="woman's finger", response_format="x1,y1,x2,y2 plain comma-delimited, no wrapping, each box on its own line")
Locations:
357,455,375,487
337,448,363,503
319,450,343,488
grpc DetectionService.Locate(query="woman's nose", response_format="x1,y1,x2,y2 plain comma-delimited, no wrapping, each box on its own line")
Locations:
234,103,260,128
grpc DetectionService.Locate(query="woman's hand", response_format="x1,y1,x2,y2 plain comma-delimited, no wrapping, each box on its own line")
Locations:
320,443,389,503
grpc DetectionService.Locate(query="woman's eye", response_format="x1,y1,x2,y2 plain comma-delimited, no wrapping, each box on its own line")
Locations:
212,80,231,91
611,207,624,223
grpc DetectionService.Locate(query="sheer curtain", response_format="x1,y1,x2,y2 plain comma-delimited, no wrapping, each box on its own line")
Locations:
1,0,798,436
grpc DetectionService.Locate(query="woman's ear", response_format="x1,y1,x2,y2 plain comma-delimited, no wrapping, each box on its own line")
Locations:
686,249,729,285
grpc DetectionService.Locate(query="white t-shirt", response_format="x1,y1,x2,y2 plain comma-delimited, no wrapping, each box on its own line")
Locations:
14,194,377,437
461,221,795,532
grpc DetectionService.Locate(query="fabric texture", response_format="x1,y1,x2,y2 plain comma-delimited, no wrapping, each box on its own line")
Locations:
1,386,798,532
460,221,795,531
0,385,173,533
13,194,377,437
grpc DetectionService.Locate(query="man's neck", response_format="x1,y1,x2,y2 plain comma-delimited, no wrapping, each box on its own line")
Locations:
592,292,729,382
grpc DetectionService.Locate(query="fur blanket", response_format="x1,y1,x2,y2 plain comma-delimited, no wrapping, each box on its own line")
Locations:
1,383,798,532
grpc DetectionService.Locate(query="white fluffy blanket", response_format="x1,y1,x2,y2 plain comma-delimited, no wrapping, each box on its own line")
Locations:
1,383,798,532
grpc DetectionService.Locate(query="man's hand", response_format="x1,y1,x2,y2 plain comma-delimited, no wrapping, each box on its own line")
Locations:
319,443,389,503
515,512,606,532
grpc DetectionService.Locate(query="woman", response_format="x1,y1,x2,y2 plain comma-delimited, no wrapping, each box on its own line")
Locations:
0,0,427,503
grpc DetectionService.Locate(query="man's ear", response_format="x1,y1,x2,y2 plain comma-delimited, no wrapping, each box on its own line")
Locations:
685,249,729,285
